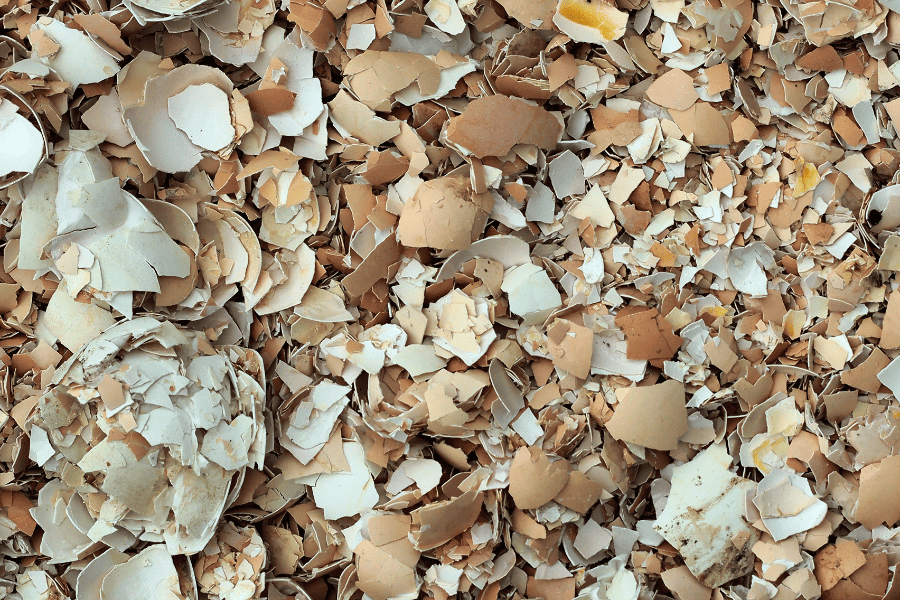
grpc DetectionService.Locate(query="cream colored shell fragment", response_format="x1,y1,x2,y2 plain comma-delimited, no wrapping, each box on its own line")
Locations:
120,58,242,173
168,84,236,152
424,0,467,35
28,318,267,558
30,18,121,88
553,0,629,43
654,444,759,587
99,546,185,600
264,31,324,137
752,469,827,542
18,569,67,600
248,245,316,315
0,97,45,184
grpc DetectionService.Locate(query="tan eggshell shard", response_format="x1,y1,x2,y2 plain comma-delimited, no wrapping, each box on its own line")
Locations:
552,0,628,43
660,567,712,600
342,234,402,298
328,89,401,146
355,528,420,600
496,0,557,29
343,51,441,112
444,95,562,158
856,454,900,530
546,319,593,379
293,287,354,322
508,446,570,509
646,69,699,111
397,177,493,251
253,245,316,315
554,471,604,514
411,490,484,550
605,380,688,451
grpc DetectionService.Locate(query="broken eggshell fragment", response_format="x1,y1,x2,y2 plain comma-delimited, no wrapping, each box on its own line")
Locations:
120,58,245,174
28,317,267,558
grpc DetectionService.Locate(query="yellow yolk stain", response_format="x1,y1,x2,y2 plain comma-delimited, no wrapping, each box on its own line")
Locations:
751,440,773,473
793,160,820,197
557,0,620,41
784,316,798,339
701,305,729,319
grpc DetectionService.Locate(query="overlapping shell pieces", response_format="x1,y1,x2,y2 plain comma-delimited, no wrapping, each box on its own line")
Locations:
4,0,900,597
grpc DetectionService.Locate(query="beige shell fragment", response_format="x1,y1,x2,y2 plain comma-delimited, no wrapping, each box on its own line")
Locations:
509,446,569,510
343,51,441,112
251,245,316,315
43,139,191,298
397,177,492,251
605,381,688,451
424,0,467,35
434,235,531,281
444,95,563,158
76,549,129,600
258,170,321,251
501,263,563,325
81,90,134,148
753,469,827,541
297,441,379,520
280,381,351,464
168,84,236,152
